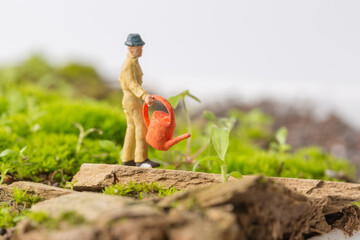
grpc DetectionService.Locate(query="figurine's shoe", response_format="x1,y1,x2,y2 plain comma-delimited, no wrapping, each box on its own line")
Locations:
136,159,160,168
122,160,136,166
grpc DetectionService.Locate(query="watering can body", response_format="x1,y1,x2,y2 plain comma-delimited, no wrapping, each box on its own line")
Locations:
143,95,191,151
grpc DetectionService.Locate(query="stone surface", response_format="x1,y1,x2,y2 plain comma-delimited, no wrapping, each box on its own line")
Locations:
0,181,73,203
31,192,162,221
71,163,231,191
12,173,360,240
271,177,360,214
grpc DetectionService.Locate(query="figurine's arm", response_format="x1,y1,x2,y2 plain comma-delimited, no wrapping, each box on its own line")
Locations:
124,67,149,101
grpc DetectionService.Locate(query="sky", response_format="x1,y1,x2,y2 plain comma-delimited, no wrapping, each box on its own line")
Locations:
0,0,360,127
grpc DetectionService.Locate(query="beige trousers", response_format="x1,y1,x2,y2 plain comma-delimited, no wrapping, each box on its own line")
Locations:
122,91,148,163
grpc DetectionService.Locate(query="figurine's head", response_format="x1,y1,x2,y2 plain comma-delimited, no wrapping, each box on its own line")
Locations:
128,46,143,57
125,33,145,58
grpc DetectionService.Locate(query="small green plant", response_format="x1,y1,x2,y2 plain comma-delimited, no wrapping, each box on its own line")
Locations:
270,127,291,153
193,122,242,183
270,127,292,176
0,162,10,185
103,181,179,199
12,186,42,207
0,147,30,180
74,122,103,155
65,179,78,191
0,204,28,228
168,90,201,163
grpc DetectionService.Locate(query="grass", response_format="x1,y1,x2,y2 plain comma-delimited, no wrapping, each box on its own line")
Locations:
0,187,42,229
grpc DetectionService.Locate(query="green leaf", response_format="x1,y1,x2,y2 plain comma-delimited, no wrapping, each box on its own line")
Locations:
270,142,279,151
279,143,292,152
168,95,182,109
275,127,288,145
168,90,200,109
187,93,201,103
227,171,242,179
210,127,230,161
99,140,117,151
20,146,27,155
218,117,236,130
0,149,17,158
203,110,216,121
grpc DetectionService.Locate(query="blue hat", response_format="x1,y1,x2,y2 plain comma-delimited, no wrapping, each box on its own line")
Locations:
125,33,145,46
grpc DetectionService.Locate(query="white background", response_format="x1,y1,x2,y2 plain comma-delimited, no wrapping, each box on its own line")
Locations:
1,1,360,127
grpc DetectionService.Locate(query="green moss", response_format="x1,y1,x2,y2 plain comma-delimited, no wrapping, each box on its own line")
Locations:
0,204,28,228
37,100,126,143
27,210,86,229
103,181,179,199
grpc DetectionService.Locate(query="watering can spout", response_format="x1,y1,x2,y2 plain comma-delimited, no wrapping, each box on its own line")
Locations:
164,133,191,151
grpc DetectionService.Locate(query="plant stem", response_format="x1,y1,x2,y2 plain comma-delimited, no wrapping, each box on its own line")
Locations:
190,140,210,162
76,133,83,155
221,165,228,183
182,99,191,158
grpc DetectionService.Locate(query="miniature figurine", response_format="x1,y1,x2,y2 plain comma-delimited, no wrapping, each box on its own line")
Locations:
119,33,160,168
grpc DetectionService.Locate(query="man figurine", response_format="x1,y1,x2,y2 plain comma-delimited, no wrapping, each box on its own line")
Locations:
119,33,160,168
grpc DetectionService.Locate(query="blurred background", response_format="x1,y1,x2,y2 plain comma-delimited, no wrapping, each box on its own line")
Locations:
0,0,359,180
1,0,360,124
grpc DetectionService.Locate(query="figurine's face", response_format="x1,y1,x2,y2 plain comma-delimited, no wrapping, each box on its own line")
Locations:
128,46,143,57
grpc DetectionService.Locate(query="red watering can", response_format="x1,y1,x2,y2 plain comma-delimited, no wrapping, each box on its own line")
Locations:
143,95,191,151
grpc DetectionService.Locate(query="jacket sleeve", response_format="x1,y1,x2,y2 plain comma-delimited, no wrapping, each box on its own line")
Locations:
124,65,149,101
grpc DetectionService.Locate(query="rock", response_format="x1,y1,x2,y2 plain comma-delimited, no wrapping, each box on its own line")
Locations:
270,177,360,214
31,192,163,222
0,181,73,203
9,182,74,201
159,175,315,240
71,163,231,191
13,175,360,240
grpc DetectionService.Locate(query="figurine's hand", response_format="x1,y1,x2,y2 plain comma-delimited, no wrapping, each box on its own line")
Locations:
145,95,155,106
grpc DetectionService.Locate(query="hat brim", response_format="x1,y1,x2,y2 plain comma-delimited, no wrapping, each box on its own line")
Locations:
125,41,145,46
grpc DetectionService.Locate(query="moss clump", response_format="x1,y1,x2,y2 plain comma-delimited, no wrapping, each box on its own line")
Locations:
27,210,86,229
103,181,179,199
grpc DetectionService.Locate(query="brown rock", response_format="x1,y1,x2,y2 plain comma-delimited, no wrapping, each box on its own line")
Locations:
270,177,360,214
31,192,162,222
71,163,230,191
9,181,74,201
0,181,73,203
13,175,360,240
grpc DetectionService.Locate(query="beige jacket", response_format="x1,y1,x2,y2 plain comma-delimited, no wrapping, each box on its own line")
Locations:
119,53,149,101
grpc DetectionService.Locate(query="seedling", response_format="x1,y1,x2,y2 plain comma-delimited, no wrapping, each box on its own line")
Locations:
74,122,103,155
0,163,10,185
270,127,292,176
0,147,30,180
168,90,201,163
193,121,242,183
65,180,78,191
12,186,41,207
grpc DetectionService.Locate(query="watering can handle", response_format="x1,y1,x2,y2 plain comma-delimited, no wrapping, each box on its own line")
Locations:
143,95,174,128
